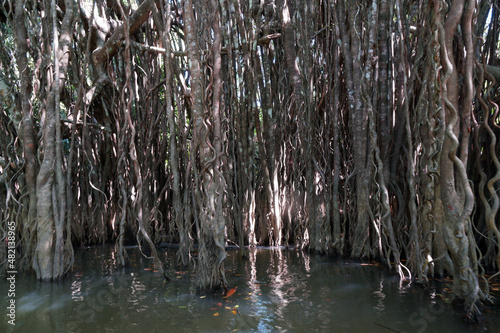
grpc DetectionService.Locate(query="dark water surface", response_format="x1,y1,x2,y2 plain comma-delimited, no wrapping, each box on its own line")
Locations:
1,246,499,332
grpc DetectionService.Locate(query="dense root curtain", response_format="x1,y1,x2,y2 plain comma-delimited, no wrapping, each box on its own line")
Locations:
435,0,484,319
3,0,500,323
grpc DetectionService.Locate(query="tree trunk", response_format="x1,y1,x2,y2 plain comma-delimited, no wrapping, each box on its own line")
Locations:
14,0,38,271
34,0,75,281
163,2,188,267
340,0,371,258
185,0,227,291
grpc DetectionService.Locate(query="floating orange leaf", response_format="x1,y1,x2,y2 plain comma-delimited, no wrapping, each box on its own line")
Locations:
232,309,238,314
217,302,223,307
224,287,237,298
213,312,219,317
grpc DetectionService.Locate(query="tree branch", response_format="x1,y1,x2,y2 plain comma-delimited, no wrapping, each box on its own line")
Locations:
92,0,155,65
485,64,500,84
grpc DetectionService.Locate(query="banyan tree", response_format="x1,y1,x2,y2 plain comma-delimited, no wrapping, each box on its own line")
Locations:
2,0,500,321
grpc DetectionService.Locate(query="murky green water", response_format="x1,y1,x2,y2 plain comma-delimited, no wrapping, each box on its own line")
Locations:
1,246,498,332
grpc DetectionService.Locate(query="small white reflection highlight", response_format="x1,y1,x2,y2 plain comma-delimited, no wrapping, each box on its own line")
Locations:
373,277,386,313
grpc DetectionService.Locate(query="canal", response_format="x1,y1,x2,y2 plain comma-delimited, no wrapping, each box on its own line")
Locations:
1,245,498,332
